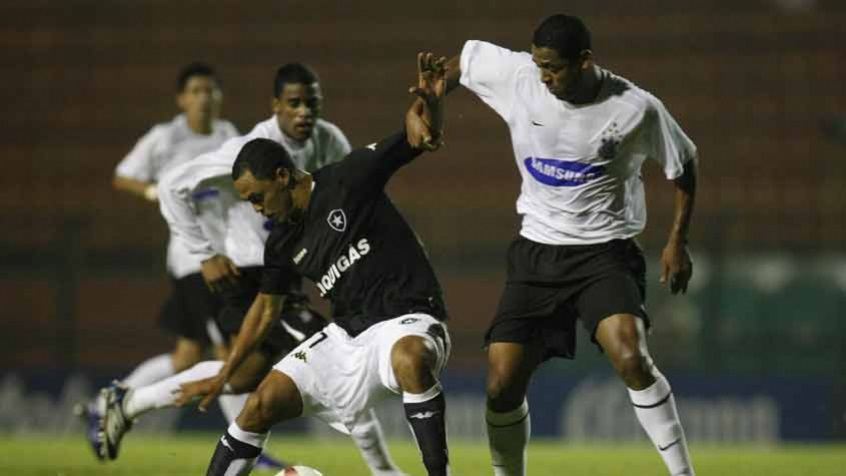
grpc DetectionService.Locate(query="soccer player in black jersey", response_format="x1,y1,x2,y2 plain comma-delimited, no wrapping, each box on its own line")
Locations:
176,54,452,476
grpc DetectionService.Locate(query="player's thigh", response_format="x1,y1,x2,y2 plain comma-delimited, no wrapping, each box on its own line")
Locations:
238,369,303,431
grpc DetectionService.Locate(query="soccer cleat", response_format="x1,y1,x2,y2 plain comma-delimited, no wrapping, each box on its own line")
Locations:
98,381,134,461
73,401,105,461
254,452,289,471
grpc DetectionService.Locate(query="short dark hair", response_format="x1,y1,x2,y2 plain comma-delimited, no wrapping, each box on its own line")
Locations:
177,62,218,92
273,63,319,98
232,138,295,181
532,14,592,61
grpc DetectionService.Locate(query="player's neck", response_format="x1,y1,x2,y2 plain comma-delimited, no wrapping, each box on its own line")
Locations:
568,65,603,105
186,114,213,135
288,173,313,222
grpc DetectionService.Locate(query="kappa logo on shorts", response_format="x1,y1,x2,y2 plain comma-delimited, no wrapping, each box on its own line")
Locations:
400,317,420,325
327,209,347,232
293,351,307,363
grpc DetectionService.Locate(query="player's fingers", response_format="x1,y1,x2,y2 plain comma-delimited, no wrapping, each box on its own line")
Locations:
408,86,427,99
417,52,425,78
227,260,241,277
659,262,669,284
198,394,214,413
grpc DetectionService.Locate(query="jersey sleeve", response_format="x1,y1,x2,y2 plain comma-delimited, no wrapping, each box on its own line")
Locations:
643,98,698,180
158,165,217,263
459,40,528,122
321,121,353,167
260,230,300,295
114,125,165,182
334,130,421,191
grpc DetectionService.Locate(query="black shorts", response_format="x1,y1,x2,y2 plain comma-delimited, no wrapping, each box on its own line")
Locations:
158,273,222,345
485,237,649,360
216,267,327,357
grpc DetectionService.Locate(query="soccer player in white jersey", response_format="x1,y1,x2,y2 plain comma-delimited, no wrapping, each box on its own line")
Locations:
196,63,351,293
113,62,239,378
440,14,698,476
76,62,240,457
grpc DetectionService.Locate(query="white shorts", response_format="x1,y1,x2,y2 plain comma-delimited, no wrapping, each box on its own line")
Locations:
273,313,450,434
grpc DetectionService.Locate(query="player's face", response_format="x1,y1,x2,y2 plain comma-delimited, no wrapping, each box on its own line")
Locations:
234,169,293,223
272,82,322,143
531,45,589,102
177,75,221,122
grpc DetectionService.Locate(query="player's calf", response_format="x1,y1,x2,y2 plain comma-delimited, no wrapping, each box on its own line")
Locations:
392,336,449,476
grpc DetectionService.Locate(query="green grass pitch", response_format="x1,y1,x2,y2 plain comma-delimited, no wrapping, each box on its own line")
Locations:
1,434,844,475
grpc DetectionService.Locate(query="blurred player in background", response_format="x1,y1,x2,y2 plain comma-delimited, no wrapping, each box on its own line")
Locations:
76,61,239,456
95,63,406,475
439,14,697,476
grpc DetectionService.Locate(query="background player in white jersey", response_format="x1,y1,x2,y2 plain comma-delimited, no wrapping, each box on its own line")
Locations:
95,63,407,475
439,14,698,476
171,53,450,476
198,62,351,292
76,63,239,457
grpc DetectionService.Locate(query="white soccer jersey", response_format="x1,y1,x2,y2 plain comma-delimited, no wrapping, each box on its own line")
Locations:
158,116,351,274
460,40,697,245
115,114,239,182
115,114,239,277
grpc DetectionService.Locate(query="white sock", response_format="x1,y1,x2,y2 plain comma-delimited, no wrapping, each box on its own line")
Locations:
211,422,268,475
123,353,175,388
123,361,223,419
95,353,175,413
628,370,694,476
219,393,249,423
486,399,530,476
351,409,404,476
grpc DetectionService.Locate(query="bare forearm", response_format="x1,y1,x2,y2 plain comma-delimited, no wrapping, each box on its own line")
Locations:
113,176,153,200
219,294,280,380
668,159,697,244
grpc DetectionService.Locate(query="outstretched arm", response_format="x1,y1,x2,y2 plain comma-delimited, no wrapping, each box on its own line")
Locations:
175,292,283,411
660,158,697,294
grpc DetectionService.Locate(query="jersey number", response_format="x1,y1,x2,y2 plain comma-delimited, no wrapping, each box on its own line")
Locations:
308,331,328,348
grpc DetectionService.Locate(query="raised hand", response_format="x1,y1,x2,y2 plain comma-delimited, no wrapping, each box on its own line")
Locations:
407,52,447,151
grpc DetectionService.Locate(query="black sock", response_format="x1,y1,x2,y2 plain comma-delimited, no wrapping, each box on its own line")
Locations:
404,388,449,476
206,430,262,476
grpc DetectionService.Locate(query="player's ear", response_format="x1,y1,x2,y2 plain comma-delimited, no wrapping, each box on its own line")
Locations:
271,96,281,114
579,49,594,70
176,91,187,110
275,167,292,189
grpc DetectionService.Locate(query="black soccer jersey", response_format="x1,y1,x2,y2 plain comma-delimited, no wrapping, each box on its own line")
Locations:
260,130,447,336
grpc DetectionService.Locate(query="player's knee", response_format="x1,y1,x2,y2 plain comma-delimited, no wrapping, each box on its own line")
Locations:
237,391,276,433
613,350,653,389
391,336,437,390
485,366,524,411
